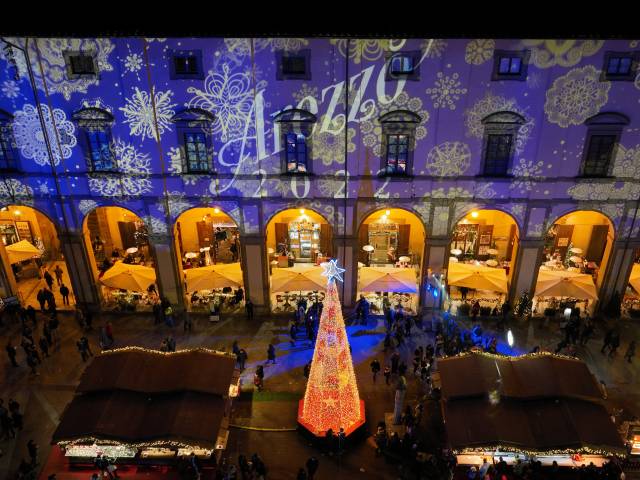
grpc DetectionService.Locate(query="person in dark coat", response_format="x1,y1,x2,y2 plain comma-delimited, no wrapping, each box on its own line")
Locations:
245,299,254,321
36,289,47,312
43,271,54,290
59,284,70,305
370,358,381,383
38,337,49,358
266,343,276,364
6,341,18,367
306,456,319,480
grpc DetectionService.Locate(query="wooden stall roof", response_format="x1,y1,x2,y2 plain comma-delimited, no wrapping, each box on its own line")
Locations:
52,391,226,449
77,348,237,396
438,352,603,400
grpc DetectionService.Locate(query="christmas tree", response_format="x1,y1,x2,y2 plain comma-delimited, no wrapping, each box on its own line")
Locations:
515,291,532,318
298,260,366,437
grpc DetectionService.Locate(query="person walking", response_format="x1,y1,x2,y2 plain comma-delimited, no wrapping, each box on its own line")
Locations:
624,341,636,363
59,283,70,305
232,340,240,357
245,299,254,321
26,305,37,326
254,365,264,391
27,439,38,465
306,456,319,480
580,319,595,346
238,349,248,372
370,358,381,383
609,331,621,358
383,365,392,385
9,398,23,431
0,399,16,439
290,322,297,346
105,321,114,344
44,270,54,290
77,338,90,362
53,265,63,285
266,343,276,364
164,304,175,328
303,361,311,379
391,351,400,375
601,328,614,354
6,341,18,367
183,311,193,333
37,288,47,312
38,337,49,358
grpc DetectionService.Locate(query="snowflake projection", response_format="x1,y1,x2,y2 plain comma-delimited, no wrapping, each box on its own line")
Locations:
79,97,112,112
267,178,290,197
157,191,193,219
413,202,432,226
313,116,357,166
432,206,451,236
36,181,51,195
28,38,115,100
426,72,467,110
544,66,610,128
528,220,545,238
166,146,200,185
142,215,169,235
2,80,20,99
568,182,640,201
13,104,77,166
292,83,319,105
599,203,624,222
0,38,29,80
464,92,534,154
464,39,495,65
506,204,525,225
526,71,543,89
427,187,473,199
360,92,429,156
145,38,167,43
78,199,99,216
124,52,143,73
224,37,309,56
87,139,152,197
120,87,176,140
425,142,471,176
475,183,497,200
317,176,349,198
329,39,406,63
510,159,545,192
420,39,447,58
612,144,640,179
0,178,34,204
522,39,604,68
187,63,255,142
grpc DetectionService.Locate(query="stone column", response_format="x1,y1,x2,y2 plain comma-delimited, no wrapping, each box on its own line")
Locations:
241,234,269,314
149,234,184,309
59,230,101,311
423,237,449,311
600,240,640,306
509,239,545,303
334,234,358,308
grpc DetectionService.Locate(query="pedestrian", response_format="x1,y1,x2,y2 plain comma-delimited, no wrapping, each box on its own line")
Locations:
38,337,49,358
152,301,162,325
59,283,70,305
624,341,636,363
183,311,192,332
306,456,319,480
238,349,248,371
460,286,469,301
391,351,400,375
6,341,18,367
77,338,89,362
297,467,308,480
0,399,16,439
601,328,614,354
245,299,254,321
254,365,264,391
49,314,59,345
232,340,240,357
53,265,63,286
471,300,480,320
370,358,381,383
26,305,37,326
266,343,276,364
290,322,297,346
9,398,23,431
164,304,175,328
43,323,52,347
106,321,114,343
27,439,38,465
580,319,595,346
383,365,391,385
84,309,93,330
303,361,311,379
37,288,47,312
609,331,621,358
44,270,54,290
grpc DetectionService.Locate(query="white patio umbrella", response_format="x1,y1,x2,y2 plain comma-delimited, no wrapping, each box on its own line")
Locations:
185,262,243,291
358,266,418,293
271,265,327,292
447,261,508,293
629,263,640,293
534,269,598,300
100,261,157,292
5,240,42,264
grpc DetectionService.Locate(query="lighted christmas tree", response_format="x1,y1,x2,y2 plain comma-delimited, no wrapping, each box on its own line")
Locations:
298,259,366,437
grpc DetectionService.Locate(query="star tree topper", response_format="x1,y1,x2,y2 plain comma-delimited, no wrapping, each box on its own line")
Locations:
321,259,346,284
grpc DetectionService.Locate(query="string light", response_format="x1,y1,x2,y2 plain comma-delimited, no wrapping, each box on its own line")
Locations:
444,349,581,362
101,345,235,359
454,445,626,458
298,275,365,437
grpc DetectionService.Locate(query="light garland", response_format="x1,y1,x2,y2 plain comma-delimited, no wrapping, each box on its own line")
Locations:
455,445,627,458
101,345,236,359
298,270,365,437
58,436,216,452
442,349,580,362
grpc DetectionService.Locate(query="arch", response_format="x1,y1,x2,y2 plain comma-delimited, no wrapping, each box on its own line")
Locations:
450,206,523,238
545,208,616,239
0,108,14,121
272,108,317,123
0,204,63,237
80,204,149,231
71,107,114,123
170,107,215,124
357,205,427,234
481,110,526,125
379,109,422,124
585,112,630,126
264,205,332,230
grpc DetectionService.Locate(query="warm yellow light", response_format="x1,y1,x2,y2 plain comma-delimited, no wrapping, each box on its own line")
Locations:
13,210,21,216
385,210,390,216
299,208,305,215
213,208,220,214
0,207,7,212
471,211,479,218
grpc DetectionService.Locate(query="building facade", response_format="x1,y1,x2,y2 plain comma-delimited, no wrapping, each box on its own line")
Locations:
1,37,639,314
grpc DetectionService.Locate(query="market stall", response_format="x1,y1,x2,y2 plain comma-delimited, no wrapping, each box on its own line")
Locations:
99,261,157,311
51,347,240,468
185,262,244,313
270,264,326,312
439,352,626,469
357,265,418,315
5,239,42,264
533,269,598,318
446,261,508,315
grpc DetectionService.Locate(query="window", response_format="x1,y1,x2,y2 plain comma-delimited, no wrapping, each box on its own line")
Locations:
385,51,421,81
72,107,116,172
602,52,639,81
285,133,307,173
170,50,203,79
86,129,115,171
170,108,215,173
64,52,97,78
480,111,526,176
492,50,530,81
0,112,18,171
378,110,420,176
385,134,409,174
184,132,209,172
580,112,629,177
273,108,316,174
276,50,311,80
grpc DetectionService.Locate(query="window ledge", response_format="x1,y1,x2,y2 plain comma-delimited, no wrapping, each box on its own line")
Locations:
377,172,414,179
576,174,614,180
183,170,214,175
475,174,514,179
280,171,314,177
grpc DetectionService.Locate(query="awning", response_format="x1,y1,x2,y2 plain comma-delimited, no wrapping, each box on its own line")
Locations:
185,262,243,292
358,266,418,293
535,269,598,300
100,261,157,292
447,261,508,293
270,265,327,292
629,263,640,294
5,240,41,264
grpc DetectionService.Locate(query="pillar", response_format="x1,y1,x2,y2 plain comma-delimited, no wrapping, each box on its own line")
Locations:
423,237,448,311
334,234,358,308
240,234,269,314
509,239,545,303
59,230,101,311
149,234,184,309
600,240,640,306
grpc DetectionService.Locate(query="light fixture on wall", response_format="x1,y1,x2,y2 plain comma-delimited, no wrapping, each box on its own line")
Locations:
299,208,305,215
213,207,220,214
13,209,21,216
471,211,479,219
0,207,7,212
385,210,390,216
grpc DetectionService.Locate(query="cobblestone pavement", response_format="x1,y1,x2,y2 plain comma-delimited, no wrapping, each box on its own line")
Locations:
0,309,638,479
